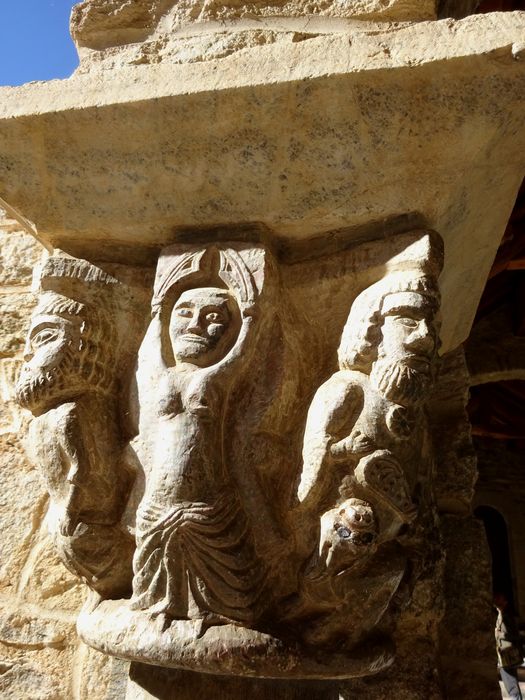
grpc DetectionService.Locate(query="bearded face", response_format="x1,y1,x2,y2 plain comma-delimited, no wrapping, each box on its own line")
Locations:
370,292,437,407
16,312,86,416
370,358,432,407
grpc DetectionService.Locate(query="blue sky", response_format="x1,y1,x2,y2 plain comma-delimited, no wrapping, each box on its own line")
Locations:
0,1,79,87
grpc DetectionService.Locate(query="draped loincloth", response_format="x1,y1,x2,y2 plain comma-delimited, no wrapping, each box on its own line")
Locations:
131,491,267,623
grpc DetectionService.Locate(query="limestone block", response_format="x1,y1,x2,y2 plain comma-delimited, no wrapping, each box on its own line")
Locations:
71,0,438,55
1,13,524,350
0,292,37,357
0,640,80,700
0,606,70,649
0,229,41,287
73,644,130,700
0,660,64,700
14,529,86,613
0,435,48,593
341,565,445,698
0,359,25,435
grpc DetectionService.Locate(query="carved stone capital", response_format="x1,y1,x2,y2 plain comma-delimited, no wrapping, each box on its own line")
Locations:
18,229,444,679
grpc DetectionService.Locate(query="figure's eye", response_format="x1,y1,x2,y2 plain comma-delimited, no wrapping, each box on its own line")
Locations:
396,316,418,328
205,312,221,323
31,329,59,347
175,308,193,318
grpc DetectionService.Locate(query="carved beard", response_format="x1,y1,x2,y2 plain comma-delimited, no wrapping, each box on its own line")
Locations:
16,345,81,415
370,357,431,407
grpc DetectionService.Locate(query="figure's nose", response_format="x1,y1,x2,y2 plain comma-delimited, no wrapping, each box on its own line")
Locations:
186,310,204,334
23,338,33,362
405,320,435,354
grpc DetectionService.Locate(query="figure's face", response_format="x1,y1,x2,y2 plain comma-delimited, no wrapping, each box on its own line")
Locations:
378,292,437,374
371,291,438,406
16,299,85,415
169,287,239,368
24,314,80,375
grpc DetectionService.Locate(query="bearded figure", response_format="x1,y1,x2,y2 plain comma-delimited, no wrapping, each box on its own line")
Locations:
289,263,441,653
16,255,135,598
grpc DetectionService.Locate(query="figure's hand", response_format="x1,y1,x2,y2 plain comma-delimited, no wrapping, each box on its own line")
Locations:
330,430,375,460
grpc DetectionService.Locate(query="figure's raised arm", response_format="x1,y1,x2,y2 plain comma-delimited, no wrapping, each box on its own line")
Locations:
203,310,257,381
137,312,166,373
297,372,364,513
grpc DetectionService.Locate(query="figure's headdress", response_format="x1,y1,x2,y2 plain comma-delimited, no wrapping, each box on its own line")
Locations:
338,232,443,373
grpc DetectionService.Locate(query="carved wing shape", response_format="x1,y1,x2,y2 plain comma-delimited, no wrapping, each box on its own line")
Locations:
151,250,205,311
218,247,257,309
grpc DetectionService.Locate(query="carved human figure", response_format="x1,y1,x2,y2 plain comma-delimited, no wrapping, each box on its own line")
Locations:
131,245,272,624
15,256,134,597
292,273,440,647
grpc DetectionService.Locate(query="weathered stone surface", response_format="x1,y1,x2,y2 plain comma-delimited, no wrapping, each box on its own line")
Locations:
74,644,130,700
0,661,64,700
0,434,48,592
1,13,524,351
429,347,477,514
0,292,38,357
0,606,70,649
438,515,500,700
127,663,340,699
71,0,438,56
0,2,516,697
14,530,85,613
0,228,41,287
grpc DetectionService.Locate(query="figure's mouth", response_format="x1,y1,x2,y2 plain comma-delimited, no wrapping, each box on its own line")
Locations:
180,334,209,346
